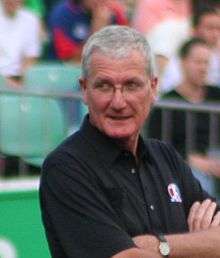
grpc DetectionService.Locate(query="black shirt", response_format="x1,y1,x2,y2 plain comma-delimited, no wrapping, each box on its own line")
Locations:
148,86,220,158
40,116,216,258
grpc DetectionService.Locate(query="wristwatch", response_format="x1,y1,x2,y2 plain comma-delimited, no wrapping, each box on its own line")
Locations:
157,234,170,257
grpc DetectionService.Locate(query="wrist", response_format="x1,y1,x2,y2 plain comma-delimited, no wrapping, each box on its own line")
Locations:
155,234,170,257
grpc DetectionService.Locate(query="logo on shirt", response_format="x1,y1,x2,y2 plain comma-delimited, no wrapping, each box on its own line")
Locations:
167,183,182,203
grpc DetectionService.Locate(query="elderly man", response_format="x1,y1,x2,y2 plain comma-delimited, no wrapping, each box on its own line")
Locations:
40,26,220,258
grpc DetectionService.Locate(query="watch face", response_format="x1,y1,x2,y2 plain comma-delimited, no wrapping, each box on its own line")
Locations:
159,242,170,256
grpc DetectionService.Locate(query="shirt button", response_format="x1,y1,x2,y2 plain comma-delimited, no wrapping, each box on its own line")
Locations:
131,168,136,174
150,205,154,211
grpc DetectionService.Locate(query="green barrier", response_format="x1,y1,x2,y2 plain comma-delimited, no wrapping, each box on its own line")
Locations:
0,180,50,258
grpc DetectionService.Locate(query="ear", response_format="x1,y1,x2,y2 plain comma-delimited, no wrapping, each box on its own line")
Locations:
150,77,158,103
79,77,88,105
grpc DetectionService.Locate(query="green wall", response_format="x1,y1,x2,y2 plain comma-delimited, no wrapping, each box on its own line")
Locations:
0,189,50,258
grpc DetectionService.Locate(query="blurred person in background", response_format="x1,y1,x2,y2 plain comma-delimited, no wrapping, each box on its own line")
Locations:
132,0,192,76
48,0,128,62
161,6,220,93
192,0,220,15
120,0,137,22
24,0,48,57
0,0,41,86
148,38,220,197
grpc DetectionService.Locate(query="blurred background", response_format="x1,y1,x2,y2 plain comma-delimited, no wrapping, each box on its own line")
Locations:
1,0,220,257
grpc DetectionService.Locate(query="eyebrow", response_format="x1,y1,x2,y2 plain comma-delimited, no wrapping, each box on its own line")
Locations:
94,76,145,84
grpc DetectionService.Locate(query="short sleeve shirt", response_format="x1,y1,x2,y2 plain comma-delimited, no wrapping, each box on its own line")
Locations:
0,8,41,76
40,116,218,258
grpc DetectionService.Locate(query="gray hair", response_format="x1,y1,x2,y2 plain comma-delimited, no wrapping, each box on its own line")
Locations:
81,25,156,78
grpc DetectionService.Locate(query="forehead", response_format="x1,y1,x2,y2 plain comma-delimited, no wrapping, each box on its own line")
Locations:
88,50,147,77
185,44,210,59
199,13,220,25
2,0,21,5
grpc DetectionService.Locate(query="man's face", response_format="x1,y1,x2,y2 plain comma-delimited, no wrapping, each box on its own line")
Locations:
80,50,158,142
2,0,22,15
182,44,211,87
195,13,220,47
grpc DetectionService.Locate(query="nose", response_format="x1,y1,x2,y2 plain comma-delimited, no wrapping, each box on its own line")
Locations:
109,87,127,110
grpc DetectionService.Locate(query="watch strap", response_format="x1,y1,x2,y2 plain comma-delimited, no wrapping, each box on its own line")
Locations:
156,233,167,243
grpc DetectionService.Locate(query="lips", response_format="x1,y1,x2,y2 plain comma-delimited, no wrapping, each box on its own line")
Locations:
108,115,132,120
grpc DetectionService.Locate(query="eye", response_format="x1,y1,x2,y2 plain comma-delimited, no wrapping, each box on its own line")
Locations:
124,81,143,91
93,81,113,92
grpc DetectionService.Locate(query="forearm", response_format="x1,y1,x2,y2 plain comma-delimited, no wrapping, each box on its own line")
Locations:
22,57,38,72
167,227,220,258
111,247,162,258
188,153,220,177
133,226,220,258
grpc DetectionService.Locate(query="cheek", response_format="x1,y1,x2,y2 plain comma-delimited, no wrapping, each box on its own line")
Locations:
87,93,109,113
134,94,152,119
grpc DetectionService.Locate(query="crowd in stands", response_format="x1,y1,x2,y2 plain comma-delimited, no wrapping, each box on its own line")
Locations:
1,0,220,198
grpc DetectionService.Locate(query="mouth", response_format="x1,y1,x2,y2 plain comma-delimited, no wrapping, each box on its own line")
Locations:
108,115,132,120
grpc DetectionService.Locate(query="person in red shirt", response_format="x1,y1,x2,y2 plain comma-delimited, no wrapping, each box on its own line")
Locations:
49,0,128,62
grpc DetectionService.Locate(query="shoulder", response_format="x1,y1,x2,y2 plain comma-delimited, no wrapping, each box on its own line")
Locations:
49,2,70,20
41,132,94,197
43,131,84,167
206,85,220,99
145,139,188,175
18,8,39,23
145,138,176,157
162,89,181,99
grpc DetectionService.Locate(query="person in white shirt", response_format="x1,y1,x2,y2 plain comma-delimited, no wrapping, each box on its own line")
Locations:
0,0,41,86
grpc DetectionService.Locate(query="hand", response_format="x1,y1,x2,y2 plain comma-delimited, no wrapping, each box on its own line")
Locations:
132,234,158,252
187,199,220,232
188,154,212,175
91,3,112,32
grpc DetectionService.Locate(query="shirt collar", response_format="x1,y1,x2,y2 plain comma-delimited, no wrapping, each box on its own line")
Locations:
79,115,149,167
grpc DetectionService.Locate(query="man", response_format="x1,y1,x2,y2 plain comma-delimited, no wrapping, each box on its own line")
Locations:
148,38,220,195
161,6,220,93
48,0,128,61
0,0,41,86
40,26,220,258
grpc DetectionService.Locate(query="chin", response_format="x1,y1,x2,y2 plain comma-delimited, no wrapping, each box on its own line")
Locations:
104,127,135,140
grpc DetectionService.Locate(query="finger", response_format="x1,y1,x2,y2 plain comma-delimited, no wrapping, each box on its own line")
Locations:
187,201,201,232
211,211,220,227
200,201,217,229
193,199,212,231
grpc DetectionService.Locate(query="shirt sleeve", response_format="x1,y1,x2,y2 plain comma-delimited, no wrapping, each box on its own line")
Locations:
40,155,135,258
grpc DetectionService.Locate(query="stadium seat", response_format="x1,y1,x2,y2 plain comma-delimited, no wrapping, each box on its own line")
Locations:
24,62,81,91
0,75,6,88
24,62,87,125
0,95,66,159
22,157,44,167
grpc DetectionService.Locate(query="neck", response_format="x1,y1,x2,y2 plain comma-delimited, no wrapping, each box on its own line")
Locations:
116,135,139,159
176,82,206,103
3,8,17,17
